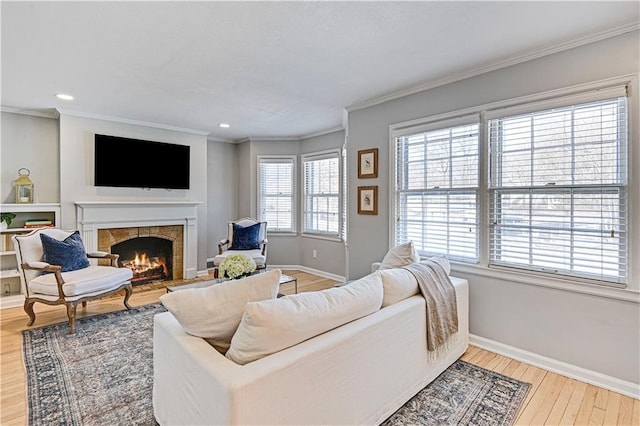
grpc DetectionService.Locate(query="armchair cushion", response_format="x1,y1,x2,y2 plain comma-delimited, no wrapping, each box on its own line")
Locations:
28,265,133,297
40,230,90,272
229,222,261,250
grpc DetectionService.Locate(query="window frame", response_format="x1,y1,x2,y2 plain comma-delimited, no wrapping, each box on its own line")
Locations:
391,115,481,263
389,77,635,290
487,95,628,285
257,155,297,234
301,149,343,239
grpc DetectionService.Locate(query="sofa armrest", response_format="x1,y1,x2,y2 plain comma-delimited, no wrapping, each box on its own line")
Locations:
153,312,240,425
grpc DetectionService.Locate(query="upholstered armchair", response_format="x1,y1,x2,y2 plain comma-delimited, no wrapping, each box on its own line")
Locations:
212,218,268,276
13,228,133,333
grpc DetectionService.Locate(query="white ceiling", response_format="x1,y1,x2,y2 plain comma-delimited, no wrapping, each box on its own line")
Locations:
2,1,638,141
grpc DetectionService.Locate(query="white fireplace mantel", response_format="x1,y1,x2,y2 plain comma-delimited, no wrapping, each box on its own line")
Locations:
75,201,201,279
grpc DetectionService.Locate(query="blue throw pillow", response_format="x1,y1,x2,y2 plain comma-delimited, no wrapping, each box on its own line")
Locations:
230,222,261,250
40,231,90,272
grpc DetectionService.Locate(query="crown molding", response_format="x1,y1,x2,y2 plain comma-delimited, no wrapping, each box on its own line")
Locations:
249,136,301,142
347,21,640,113
55,108,210,136
300,126,344,140
1,106,59,119
206,135,235,144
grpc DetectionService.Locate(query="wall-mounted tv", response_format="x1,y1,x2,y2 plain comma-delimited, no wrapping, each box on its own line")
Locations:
94,134,190,190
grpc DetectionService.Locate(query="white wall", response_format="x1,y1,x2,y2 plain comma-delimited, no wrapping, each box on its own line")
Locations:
346,31,640,386
58,113,210,270
1,112,59,204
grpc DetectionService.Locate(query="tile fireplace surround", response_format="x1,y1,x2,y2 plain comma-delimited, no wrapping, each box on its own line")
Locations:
75,201,200,279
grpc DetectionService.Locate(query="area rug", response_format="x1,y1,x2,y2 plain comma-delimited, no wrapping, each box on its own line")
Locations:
23,303,530,426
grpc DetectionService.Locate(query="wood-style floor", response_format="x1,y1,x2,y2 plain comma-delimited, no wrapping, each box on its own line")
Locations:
1,270,638,425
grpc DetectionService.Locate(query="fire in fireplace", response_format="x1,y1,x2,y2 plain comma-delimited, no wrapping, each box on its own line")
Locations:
111,237,173,285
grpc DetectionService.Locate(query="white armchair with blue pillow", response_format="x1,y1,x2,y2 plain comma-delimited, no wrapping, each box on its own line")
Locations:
212,218,268,277
13,228,133,334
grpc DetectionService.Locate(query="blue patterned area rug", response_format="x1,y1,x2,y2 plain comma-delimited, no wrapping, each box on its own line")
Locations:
23,303,530,426
382,360,530,426
23,303,166,426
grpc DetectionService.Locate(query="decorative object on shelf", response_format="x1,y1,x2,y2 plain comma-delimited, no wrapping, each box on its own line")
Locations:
1,212,16,230
218,253,256,280
358,148,378,179
358,185,378,215
13,168,34,203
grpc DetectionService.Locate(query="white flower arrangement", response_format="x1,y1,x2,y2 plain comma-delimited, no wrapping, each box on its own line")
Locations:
218,254,256,279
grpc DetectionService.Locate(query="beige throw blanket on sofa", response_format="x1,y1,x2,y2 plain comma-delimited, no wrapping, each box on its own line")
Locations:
403,260,458,351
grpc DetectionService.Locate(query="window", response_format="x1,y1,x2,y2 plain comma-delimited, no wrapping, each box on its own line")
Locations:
391,83,630,286
488,93,627,284
393,117,480,262
257,156,295,232
302,150,341,237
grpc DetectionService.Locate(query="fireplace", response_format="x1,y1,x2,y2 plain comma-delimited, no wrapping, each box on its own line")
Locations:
97,225,184,285
75,201,200,280
112,237,172,284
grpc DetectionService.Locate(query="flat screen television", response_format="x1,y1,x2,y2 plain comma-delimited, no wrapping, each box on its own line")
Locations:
94,134,190,189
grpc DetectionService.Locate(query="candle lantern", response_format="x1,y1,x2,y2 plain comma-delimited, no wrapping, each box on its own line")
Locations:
13,168,34,204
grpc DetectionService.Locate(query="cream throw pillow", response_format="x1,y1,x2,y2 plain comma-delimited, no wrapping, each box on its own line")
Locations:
159,269,281,353
379,268,419,307
379,241,420,269
226,272,384,365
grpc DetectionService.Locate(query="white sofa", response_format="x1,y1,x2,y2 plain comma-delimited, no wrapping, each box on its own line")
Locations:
153,266,469,426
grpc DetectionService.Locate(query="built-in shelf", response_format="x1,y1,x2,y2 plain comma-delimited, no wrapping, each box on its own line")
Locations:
0,203,61,308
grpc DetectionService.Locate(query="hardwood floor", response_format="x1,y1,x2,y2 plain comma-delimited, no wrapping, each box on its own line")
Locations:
1,270,638,425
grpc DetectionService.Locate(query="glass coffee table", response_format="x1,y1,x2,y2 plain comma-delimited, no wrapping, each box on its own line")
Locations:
166,273,298,294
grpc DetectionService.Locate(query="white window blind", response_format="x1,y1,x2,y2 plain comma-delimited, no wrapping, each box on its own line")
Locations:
302,151,341,236
394,120,480,262
488,94,628,283
258,156,295,232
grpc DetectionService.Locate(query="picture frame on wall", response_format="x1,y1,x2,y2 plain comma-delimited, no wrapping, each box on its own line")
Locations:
358,148,378,178
357,186,378,215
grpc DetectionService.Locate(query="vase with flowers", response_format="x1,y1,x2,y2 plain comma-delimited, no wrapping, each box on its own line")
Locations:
218,254,256,280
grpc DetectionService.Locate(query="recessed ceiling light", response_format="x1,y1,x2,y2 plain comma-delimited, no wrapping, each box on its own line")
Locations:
55,93,74,101
218,123,231,128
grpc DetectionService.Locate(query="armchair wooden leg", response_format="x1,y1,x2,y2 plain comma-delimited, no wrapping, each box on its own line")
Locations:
24,299,36,326
123,284,133,310
66,302,78,334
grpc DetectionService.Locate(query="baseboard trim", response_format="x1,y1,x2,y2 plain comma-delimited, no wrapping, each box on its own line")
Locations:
0,294,24,310
470,334,640,399
268,265,346,283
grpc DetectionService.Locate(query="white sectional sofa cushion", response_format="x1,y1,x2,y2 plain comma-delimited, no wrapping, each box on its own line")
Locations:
226,272,384,365
159,269,281,353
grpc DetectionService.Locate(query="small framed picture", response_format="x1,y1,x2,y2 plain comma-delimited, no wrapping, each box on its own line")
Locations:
358,148,378,179
358,186,378,215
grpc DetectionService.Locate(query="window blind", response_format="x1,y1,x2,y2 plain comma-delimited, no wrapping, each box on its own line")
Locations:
488,95,627,283
258,157,295,232
302,151,341,236
394,121,480,262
